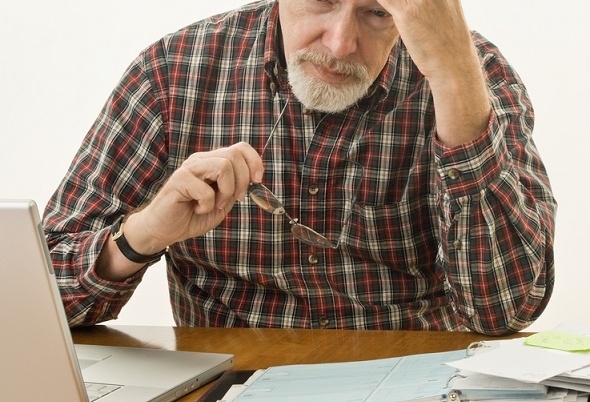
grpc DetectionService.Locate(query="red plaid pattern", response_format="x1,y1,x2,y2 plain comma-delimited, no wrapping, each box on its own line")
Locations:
43,1,556,335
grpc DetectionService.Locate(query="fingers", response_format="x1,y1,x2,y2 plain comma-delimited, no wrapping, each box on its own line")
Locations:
378,0,473,81
133,142,264,246
179,142,263,213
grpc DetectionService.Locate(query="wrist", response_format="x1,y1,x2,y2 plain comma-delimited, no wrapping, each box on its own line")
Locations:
111,215,168,264
429,60,491,147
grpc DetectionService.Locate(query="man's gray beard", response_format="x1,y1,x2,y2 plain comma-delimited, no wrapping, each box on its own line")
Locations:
287,50,372,114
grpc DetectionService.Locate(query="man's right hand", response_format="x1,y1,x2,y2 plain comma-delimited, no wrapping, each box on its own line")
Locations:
96,141,263,281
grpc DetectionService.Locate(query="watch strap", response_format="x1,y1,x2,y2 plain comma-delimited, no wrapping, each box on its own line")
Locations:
111,215,167,264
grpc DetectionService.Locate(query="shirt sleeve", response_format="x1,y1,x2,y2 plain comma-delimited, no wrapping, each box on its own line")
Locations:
433,33,557,335
42,42,170,327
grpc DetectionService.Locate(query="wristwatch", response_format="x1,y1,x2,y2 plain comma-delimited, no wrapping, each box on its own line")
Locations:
111,215,168,264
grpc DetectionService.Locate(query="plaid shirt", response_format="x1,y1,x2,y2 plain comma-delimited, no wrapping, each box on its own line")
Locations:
43,0,556,335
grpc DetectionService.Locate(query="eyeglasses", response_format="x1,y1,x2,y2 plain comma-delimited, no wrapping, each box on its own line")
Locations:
248,101,363,249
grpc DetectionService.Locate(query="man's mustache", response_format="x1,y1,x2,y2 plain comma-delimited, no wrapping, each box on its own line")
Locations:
293,50,369,80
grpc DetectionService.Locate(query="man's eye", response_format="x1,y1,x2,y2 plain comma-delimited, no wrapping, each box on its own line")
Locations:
370,9,390,18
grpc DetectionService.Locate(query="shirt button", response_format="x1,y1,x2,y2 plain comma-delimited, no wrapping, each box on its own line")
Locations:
303,107,313,115
453,239,462,250
448,168,461,180
308,184,319,195
308,254,319,264
319,317,330,328
269,82,277,93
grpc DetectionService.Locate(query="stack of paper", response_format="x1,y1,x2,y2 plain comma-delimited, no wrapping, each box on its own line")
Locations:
218,325,590,402
446,325,590,401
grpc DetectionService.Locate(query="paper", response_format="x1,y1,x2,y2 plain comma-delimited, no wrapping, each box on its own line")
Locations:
447,337,590,383
225,350,465,402
525,331,590,352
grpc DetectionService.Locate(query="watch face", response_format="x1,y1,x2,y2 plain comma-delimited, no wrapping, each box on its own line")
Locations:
112,216,124,240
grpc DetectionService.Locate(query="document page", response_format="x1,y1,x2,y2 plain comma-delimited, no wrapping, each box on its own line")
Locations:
447,337,590,383
225,350,465,402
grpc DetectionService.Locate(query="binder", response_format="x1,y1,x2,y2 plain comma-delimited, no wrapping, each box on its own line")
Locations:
217,337,588,402
446,370,548,401
219,349,465,402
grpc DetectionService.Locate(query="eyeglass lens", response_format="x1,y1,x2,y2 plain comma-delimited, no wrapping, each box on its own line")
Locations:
248,183,285,215
249,182,337,248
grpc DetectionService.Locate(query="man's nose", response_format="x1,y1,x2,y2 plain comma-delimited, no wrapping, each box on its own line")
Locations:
321,14,359,59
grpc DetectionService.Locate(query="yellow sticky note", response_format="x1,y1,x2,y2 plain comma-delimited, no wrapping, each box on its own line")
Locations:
525,330,590,352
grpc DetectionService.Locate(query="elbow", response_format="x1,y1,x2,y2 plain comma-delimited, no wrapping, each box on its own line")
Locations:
463,281,554,337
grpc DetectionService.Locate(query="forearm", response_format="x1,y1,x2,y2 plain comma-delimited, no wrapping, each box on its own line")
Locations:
379,0,491,148
436,112,556,335
440,176,555,335
428,47,491,148
44,226,145,326
42,50,169,325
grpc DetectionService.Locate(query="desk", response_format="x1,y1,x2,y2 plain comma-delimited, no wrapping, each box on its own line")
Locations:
72,326,526,401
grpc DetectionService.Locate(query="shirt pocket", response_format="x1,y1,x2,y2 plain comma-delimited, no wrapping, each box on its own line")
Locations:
342,194,439,272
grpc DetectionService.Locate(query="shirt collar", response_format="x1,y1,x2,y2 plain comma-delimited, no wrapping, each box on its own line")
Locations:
264,2,287,94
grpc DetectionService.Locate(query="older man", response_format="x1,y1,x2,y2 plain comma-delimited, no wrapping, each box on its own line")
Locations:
44,0,556,335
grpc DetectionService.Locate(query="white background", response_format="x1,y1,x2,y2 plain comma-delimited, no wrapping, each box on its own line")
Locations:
1,1,588,331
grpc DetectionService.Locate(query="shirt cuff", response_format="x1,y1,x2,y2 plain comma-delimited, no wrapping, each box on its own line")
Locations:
79,227,147,303
434,111,510,199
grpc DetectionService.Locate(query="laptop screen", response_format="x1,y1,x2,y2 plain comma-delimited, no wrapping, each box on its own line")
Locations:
0,200,233,402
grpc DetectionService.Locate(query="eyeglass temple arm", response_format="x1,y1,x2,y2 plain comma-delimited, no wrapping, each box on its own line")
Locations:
259,99,290,158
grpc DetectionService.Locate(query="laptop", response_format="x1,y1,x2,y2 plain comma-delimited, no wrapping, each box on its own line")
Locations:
0,199,234,401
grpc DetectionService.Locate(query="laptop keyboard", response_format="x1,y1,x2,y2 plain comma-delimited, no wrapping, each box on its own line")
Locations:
85,382,121,401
